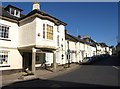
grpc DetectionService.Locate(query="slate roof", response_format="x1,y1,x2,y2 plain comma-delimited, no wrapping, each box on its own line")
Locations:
80,36,97,47
65,32,85,43
65,33,78,42
0,6,25,20
116,43,120,49
4,5,23,11
65,33,97,47
19,9,67,25
99,43,109,47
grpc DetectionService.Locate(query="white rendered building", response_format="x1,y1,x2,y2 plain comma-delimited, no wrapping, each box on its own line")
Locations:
0,3,67,73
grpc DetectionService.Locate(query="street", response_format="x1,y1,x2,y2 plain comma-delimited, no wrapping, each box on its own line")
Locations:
2,56,119,88
50,55,119,87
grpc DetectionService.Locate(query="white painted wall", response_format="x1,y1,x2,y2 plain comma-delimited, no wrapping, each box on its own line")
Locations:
0,19,19,48
76,42,80,63
68,41,76,63
19,17,36,47
0,19,22,70
90,46,96,56
84,44,89,57
69,41,76,51
56,25,66,65
106,47,109,52
79,43,85,62
109,48,112,55
96,45,102,55
0,48,22,70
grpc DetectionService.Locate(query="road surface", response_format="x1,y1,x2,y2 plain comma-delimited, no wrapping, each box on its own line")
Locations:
2,55,119,88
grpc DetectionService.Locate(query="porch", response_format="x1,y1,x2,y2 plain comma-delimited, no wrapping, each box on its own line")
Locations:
19,46,57,74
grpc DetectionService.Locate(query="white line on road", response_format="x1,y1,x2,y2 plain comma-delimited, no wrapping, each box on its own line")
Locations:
112,66,120,70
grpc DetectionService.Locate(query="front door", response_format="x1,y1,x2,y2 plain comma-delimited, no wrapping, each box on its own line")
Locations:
23,52,32,71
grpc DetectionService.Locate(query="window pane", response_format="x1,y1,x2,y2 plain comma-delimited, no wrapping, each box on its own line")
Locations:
43,24,45,39
47,24,53,40
0,25,9,39
11,8,14,15
16,11,18,15
0,51,8,64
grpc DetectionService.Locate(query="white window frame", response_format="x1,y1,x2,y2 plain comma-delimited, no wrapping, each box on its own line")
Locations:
0,50,10,67
15,10,20,17
0,24,10,40
10,8,20,17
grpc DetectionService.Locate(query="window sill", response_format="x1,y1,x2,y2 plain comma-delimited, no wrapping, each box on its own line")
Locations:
0,38,11,41
42,39,54,42
0,64,10,67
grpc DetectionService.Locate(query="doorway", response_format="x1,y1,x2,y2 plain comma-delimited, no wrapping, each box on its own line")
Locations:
23,52,32,71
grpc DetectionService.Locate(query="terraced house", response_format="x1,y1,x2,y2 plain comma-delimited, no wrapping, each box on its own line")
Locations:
65,31,97,64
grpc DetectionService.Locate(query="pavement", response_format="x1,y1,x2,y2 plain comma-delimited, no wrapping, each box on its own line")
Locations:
1,63,80,87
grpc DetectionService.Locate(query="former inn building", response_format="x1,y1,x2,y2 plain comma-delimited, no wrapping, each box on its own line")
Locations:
0,2,67,73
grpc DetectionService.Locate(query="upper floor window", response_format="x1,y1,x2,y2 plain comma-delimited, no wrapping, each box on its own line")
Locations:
75,43,77,49
10,8,14,15
47,24,53,40
62,38,63,41
43,24,45,39
57,26,59,32
10,8,20,17
57,35,59,46
0,51,8,65
5,5,23,18
15,10,20,17
0,25,9,39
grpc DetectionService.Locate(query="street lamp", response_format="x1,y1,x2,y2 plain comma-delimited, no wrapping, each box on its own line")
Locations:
61,44,64,66
67,41,70,68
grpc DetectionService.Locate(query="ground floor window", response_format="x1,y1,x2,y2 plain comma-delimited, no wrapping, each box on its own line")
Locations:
36,53,45,64
0,51,8,65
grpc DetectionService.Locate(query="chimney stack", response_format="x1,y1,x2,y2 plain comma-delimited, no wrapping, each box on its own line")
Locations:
78,35,81,39
82,35,91,43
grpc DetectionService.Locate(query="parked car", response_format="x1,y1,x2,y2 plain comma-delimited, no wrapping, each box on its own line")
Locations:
81,57,91,64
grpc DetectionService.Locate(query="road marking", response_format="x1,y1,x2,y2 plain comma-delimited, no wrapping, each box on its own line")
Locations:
112,66,120,70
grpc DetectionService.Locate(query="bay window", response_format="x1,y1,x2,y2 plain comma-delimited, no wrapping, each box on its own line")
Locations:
47,24,53,40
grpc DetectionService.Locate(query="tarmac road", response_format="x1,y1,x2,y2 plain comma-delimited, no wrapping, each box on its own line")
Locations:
49,55,119,87
2,56,119,88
